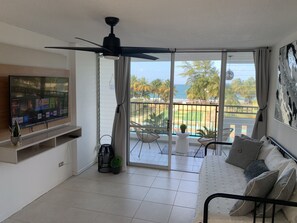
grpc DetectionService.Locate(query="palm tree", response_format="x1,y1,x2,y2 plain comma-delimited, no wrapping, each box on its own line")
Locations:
180,61,220,103
150,79,162,101
130,75,139,98
138,77,151,99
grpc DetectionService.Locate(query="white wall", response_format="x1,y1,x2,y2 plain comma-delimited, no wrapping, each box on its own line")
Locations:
0,23,74,221
74,51,97,174
267,30,297,156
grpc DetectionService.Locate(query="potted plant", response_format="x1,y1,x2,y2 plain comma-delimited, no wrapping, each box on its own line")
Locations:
10,120,21,145
196,126,216,138
180,124,187,133
110,155,122,174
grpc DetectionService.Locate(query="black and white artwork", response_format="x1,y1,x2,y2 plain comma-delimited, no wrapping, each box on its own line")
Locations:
275,41,297,128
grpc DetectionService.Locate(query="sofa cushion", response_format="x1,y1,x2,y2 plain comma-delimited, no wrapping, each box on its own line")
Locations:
264,148,290,176
280,161,297,222
226,136,263,169
229,170,279,216
257,138,277,160
244,160,269,181
257,168,296,217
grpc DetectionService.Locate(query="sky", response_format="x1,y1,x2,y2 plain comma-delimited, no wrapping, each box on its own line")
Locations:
131,60,256,85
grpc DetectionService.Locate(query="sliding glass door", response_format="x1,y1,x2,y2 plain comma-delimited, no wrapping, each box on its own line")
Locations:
126,50,257,171
128,53,173,169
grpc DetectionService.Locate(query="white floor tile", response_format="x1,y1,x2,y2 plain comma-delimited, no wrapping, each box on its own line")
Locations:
11,202,99,223
4,165,199,223
70,192,141,218
181,172,199,182
134,201,172,223
174,191,198,208
144,188,177,205
60,177,149,200
133,167,160,176
157,170,183,179
178,180,199,193
1,219,24,223
151,177,180,190
131,219,155,223
168,206,196,223
93,212,132,223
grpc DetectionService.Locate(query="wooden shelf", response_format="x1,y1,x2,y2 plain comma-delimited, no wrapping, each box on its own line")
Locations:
0,125,81,163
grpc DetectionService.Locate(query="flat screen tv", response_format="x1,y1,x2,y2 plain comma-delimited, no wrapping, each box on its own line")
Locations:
9,75,69,128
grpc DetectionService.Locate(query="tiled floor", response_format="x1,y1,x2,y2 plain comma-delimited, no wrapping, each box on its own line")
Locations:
3,165,199,223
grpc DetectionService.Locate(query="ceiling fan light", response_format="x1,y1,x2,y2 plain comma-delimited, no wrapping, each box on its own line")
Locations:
104,55,120,60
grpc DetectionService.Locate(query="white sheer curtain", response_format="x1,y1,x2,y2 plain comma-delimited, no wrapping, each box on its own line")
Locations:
252,48,271,139
111,57,130,171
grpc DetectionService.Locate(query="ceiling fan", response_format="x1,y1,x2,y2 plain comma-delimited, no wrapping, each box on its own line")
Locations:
45,17,171,60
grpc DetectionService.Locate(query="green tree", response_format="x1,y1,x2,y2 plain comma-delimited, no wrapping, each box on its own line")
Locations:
137,77,151,99
180,61,220,102
150,79,162,100
228,77,256,105
130,75,139,98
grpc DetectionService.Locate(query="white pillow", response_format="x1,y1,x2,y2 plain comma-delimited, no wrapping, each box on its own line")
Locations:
264,148,290,176
257,168,296,217
281,161,297,223
258,143,276,160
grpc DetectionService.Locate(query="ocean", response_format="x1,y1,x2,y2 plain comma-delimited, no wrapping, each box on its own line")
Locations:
149,84,189,100
174,84,189,99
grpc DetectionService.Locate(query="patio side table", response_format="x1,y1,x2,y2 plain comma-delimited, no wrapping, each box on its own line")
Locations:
175,132,190,154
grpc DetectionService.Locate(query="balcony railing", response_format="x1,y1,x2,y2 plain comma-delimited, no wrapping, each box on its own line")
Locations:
130,102,258,138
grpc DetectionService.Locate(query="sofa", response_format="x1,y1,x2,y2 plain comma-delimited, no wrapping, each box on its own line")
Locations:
193,136,297,223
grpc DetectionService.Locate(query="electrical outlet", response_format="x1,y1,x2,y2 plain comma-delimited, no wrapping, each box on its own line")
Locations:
58,161,64,167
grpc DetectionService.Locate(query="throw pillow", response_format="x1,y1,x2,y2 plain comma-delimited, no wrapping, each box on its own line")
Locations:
230,170,279,216
282,162,297,223
257,168,296,217
258,143,276,160
264,148,290,176
226,135,263,169
244,160,269,181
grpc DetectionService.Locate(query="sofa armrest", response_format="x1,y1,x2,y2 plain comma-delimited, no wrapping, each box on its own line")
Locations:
204,141,232,156
203,193,297,223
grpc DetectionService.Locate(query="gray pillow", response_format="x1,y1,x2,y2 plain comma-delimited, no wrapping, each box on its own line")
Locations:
244,160,269,181
230,170,279,216
226,135,263,169
257,168,296,217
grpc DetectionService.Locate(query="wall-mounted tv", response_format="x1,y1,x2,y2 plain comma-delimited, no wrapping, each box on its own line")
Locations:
9,76,69,128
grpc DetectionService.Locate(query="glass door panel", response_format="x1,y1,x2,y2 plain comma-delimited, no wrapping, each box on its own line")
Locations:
129,54,172,168
221,52,257,155
173,52,222,172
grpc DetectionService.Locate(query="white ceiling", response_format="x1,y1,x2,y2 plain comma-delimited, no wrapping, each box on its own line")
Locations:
0,0,297,49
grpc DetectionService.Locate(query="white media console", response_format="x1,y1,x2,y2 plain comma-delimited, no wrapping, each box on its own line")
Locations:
0,125,81,163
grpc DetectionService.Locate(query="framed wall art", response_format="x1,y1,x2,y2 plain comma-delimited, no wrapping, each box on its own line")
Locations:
275,40,297,128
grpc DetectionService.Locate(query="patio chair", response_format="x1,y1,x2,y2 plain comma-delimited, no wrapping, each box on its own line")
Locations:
130,121,162,158
194,128,233,157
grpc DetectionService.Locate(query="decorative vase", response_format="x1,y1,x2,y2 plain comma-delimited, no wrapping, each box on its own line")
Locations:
11,136,21,146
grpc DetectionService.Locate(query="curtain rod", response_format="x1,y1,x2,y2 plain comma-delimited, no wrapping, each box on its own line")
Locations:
170,47,271,53
171,48,257,53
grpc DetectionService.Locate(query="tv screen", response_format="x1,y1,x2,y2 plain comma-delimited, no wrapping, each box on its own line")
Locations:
9,76,69,128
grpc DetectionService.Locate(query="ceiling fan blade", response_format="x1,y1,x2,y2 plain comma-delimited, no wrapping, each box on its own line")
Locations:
121,47,171,54
45,46,105,53
124,53,159,60
75,37,112,53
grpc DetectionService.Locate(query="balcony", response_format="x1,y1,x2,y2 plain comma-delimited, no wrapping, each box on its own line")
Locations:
129,102,257,171
130,102,257,138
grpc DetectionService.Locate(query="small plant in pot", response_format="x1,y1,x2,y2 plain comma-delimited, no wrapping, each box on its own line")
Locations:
110,155,122,174
197,126,216,138
9,120,21,146
180,124,187,133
